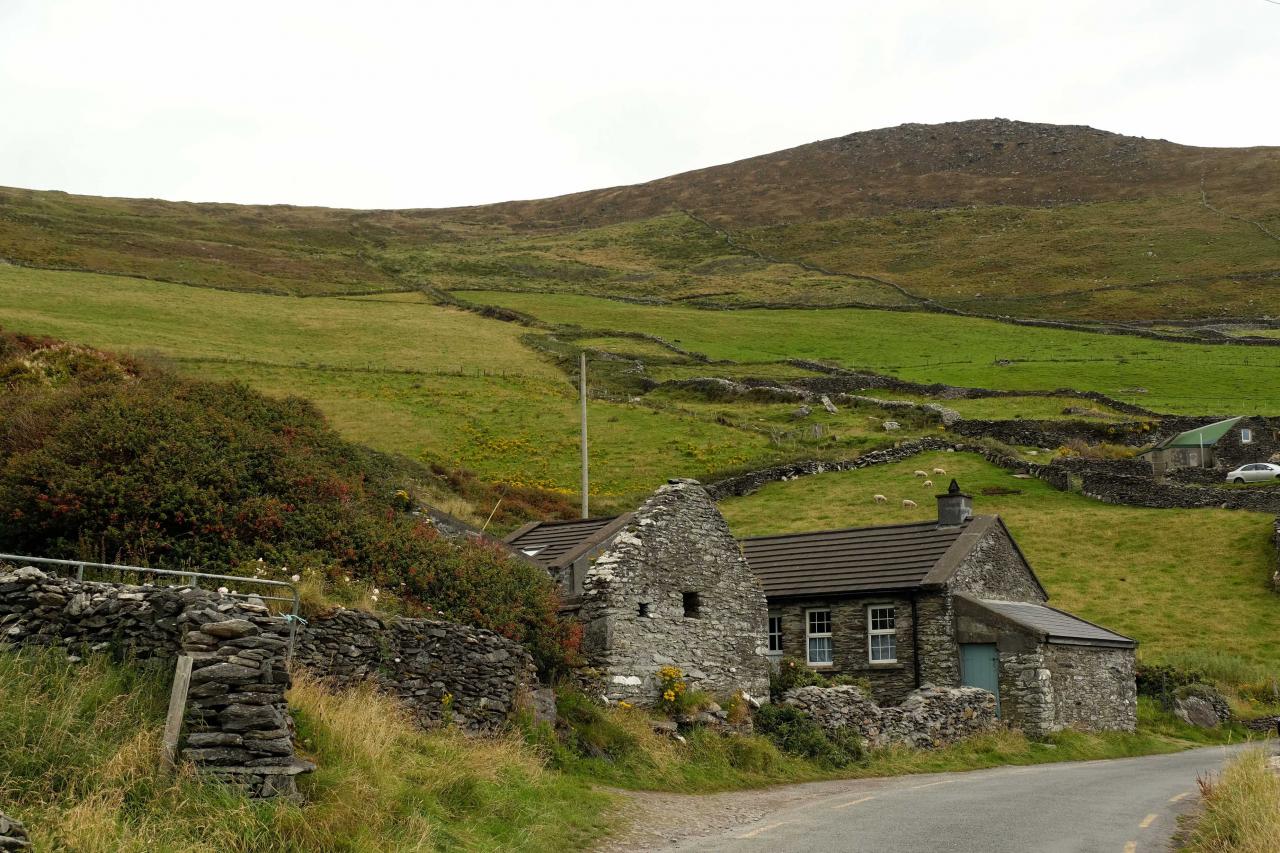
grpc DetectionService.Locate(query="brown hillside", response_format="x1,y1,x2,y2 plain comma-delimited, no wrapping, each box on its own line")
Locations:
455,118,1280,228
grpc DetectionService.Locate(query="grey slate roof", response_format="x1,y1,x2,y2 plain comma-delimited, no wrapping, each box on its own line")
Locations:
740,519,973,597
502,515,629,570
973,598,1136,647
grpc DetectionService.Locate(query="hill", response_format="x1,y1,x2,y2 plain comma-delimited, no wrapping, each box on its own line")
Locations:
1,118,1277,322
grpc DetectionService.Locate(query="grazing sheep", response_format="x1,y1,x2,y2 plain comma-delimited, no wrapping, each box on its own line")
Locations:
923,479,933,487
933,467,946,475
873,494,888,504
913,470,928,477
902,499,918,508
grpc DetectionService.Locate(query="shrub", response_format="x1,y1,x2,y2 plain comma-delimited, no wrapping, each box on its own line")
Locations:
769,656,867,700
1055,439,1136,460
753,703,864,768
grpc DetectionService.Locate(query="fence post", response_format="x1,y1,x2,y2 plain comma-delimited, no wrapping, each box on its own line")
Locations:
161,654,194,772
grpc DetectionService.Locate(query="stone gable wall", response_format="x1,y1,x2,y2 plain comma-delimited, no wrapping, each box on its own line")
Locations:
292,609,537,732
1046,644,1137,732
579,480,770,704
948,525,1047,603
0,566,311,797
783,684,997,750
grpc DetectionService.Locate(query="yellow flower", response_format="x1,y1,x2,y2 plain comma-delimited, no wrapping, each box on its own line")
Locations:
663,690,676,702
619,701,632,708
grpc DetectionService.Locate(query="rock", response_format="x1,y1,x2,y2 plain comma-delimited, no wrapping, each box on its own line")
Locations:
793,405,812,419
883,421,901,431
820,395,838,414
202,619,259,639
1172,684,1231,728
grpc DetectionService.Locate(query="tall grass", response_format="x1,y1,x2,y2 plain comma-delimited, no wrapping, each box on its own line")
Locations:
1188,749,1280,853
0,650,611,852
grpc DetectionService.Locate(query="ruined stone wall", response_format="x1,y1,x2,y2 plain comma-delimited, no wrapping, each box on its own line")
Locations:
948,525,1047,603
1046,644,1137,732
293,608,537,732
579,480,770,704
783,684,997,750
0,566,310,797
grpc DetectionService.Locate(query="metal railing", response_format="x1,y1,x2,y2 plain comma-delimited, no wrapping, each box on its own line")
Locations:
0,553,301,661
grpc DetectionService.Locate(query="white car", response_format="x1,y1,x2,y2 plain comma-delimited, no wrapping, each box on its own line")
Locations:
1225,463,1280,484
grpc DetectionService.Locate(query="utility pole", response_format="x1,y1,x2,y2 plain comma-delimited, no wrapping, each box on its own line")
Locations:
580,350,589,518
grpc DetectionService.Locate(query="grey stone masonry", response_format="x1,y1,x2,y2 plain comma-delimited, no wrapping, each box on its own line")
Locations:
0,566,313,798
784,684,997,750
0,811,30,851
293,608,537,732
948,524,1047,603
1046,644,1137,732
578,479,770,705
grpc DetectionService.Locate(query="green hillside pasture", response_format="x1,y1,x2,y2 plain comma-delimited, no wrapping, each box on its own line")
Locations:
464,291,1280,415
719,452,1280,668
735,196,1280,321
0,267,836,501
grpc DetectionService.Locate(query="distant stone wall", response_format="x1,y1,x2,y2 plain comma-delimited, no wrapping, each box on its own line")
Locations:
0,811,29,850
1046,644,1137,733
947,418,1153,449
293,608,537,732
1080,472,1280,512
783,684,998,750
0,566,311,798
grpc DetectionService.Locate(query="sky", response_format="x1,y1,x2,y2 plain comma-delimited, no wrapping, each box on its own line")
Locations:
1,0,1278,209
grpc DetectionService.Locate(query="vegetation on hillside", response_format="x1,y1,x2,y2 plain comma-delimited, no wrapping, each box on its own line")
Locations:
0,331,576,672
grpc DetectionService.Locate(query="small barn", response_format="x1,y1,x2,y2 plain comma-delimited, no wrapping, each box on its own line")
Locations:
1140,416,1278,475
505,479,771,705
739,482,1137,735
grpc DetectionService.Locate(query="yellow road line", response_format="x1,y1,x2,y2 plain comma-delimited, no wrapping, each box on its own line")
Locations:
736,821,792,839
831,795,876,810
1123,841,1137,853
1139,813,1158,829
1169,791,1192,803
908,779,954,790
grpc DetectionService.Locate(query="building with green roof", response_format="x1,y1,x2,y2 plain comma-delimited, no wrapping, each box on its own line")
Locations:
1140,416,1277,475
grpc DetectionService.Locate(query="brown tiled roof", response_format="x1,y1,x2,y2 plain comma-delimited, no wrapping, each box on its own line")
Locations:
741,519,975,598
502,515,631,570
966,597,1136,648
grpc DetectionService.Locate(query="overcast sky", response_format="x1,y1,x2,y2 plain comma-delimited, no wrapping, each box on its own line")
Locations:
2,0,1277,209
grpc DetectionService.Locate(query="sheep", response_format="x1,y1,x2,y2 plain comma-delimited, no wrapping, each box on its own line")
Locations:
933,467,947,475
902,499,918,508
913,470,928,477
873,494,888,504
923,479,933,487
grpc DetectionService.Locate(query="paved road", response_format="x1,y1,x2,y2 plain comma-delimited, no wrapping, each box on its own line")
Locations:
663,744,1259,853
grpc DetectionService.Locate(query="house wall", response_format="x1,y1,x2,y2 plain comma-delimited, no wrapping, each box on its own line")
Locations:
1215,418,1280,471
772,594,919,704
578,480,770,704
948,524,1047,603
1046,644,1137,732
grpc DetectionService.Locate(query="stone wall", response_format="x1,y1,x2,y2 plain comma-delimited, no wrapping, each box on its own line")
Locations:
1080,472,1280,512
913,592,959,687
949,522,1047,603
1273,518,1280,592
948,418,1154,449
783,684,998,750
1046,644,1138,732
0,566,311,797
578,479,770,704
0,812,29,851
996,646,1056,736
292,608,537,732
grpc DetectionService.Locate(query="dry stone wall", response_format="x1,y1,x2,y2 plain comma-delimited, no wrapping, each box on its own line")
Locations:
292,608,537,732
1046,645,1137,732
1080,472,1280,512
783,684,997,750
0,566,311,798
0,812,29,851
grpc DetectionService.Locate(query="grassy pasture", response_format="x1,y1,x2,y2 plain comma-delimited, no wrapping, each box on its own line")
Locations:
719,452,1280,668
463,291,1280,415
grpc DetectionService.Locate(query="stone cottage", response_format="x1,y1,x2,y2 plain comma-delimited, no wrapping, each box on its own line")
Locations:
739,482,1137,735
505,479,771,704
1140,416,1279,476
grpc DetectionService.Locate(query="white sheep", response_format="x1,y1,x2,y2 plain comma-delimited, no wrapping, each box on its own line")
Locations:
913,470,928,477
923,479,933,487
902,499,918,508
933,467,947,475
873,494,888,504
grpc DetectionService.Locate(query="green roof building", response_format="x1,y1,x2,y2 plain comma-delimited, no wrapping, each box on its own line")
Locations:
1140,416,1276,475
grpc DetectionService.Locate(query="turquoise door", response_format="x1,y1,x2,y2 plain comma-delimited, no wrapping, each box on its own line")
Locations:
960,643,1001,716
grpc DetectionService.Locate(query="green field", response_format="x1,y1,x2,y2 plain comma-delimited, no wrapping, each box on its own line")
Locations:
720,452,1280,668
462,291,1280,415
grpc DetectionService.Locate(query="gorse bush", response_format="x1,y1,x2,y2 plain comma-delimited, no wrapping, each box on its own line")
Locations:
0,331,575,672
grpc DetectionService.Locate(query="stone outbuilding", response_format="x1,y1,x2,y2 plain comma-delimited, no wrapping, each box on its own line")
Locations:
1140,416,1279,476
505,479,771,704
739,482,1137,736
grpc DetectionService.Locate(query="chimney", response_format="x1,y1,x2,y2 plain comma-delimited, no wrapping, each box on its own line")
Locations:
937,479,973,527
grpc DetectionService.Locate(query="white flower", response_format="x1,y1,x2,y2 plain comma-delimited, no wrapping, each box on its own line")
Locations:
217,586,229,595
290,574,300,583
257,558,264,563
372,587,379,595
394,657,401,663
343,575,351,583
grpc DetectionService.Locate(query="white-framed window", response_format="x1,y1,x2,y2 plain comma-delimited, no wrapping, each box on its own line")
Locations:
867,605,897,663
768,614,784,653
806,608,833,666
1241,428,1253,444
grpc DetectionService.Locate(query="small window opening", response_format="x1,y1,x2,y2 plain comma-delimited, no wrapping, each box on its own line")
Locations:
682,591,701,618
638,602,651,618
1241,428,1253,444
